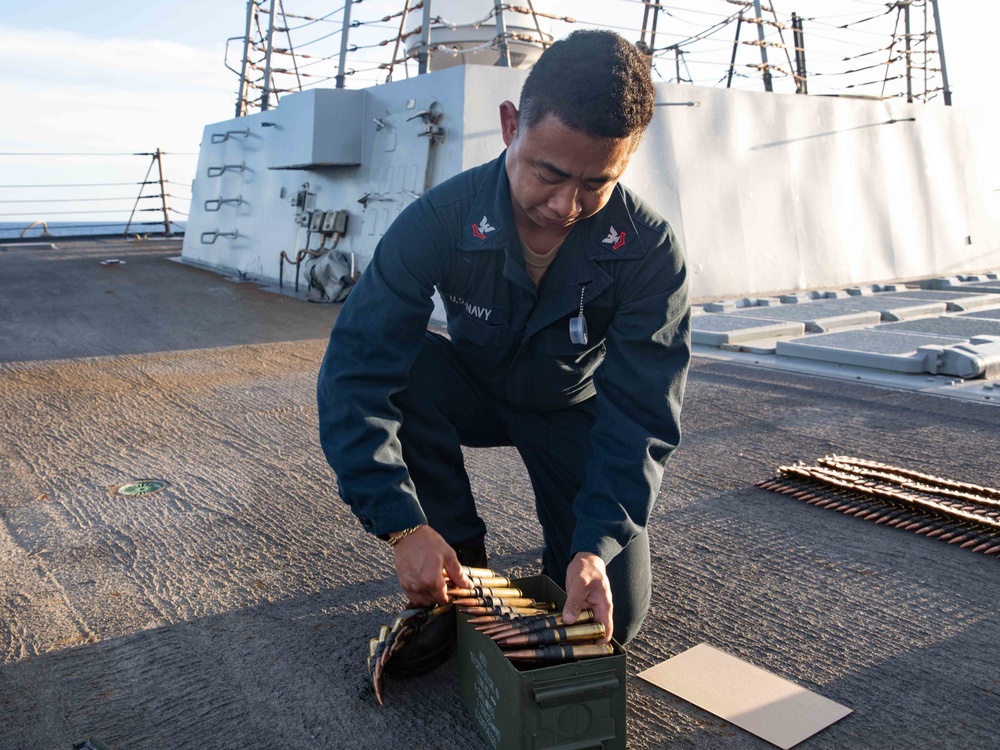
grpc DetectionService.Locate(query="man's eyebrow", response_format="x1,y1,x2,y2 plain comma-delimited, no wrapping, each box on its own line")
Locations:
538,159,616,183
537,159,571,179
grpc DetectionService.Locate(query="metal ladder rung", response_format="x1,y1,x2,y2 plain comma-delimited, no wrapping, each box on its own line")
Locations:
204,195,245,212
207,163,246,178
211,129,251,143
200,229,240,244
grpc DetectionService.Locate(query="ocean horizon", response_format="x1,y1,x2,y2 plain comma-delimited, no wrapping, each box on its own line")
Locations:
0,221,185,240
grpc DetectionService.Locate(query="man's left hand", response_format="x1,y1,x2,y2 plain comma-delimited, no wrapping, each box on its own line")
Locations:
562,552,613,644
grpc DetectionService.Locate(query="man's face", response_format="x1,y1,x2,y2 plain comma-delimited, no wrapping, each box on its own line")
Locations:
500,103,635,236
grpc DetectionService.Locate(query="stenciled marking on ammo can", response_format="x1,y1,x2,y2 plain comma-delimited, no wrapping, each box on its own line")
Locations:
471,649,501,748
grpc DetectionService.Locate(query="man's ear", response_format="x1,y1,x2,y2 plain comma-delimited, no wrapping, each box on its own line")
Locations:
499,100,519,147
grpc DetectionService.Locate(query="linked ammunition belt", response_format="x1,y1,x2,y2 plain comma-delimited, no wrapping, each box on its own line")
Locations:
758,455,1000,555
367,565,611,705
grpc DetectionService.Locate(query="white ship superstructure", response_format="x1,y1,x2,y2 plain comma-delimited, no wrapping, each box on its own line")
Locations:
181,1,1000,305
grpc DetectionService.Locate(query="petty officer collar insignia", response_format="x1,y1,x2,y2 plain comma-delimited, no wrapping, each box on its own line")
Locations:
472,214,497,240
602,225,626,251
570,282,590,345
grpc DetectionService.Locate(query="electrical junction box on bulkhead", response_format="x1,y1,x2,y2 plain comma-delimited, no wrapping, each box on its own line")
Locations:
322,210,349,234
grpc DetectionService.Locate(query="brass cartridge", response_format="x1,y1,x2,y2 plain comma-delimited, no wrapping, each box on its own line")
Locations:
498,623,606,648
447,587,523,599
490,610,595,641
460,605,548,616
468,612,523,626
503,643,614,662
459,565,497,578
452,595,537,608
463,576,511,587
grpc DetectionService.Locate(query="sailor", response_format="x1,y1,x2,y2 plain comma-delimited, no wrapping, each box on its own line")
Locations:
318,30,690,651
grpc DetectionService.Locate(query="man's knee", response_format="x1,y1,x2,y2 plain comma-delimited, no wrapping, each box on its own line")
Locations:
606,531,652,645
612,583,651,645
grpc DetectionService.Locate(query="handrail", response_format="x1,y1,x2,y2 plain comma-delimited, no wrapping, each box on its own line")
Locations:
0,148,188,240
222,1,953,113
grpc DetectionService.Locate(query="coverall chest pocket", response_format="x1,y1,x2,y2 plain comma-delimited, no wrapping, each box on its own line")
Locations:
528,303,616,391
530,325,606,384
449,306,508,374
532,305,615,357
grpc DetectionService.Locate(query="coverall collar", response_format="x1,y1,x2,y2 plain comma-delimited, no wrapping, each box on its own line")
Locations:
457,152,648,260
456,153,651,342
457,153,516,252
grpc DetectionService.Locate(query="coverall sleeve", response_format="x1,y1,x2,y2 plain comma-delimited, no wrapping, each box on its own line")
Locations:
316,198,450,536
570,226,691,563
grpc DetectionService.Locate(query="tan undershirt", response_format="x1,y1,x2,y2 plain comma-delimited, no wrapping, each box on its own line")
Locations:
520,236,564,288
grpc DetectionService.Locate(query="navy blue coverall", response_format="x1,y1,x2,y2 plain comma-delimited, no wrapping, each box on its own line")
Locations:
317,154,690,643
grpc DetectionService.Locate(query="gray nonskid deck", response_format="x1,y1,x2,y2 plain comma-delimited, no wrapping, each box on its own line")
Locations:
3,241,1000,749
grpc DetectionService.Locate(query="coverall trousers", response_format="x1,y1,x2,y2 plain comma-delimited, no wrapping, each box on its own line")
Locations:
394,331,652,644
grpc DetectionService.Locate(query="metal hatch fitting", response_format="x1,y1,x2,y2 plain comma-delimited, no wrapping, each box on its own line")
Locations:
110,480,169,497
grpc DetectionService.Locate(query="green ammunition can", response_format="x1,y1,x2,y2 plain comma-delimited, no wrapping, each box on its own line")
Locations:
458,575,627,749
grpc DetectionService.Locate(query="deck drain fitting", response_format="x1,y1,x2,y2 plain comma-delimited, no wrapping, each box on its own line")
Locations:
110,480,169,497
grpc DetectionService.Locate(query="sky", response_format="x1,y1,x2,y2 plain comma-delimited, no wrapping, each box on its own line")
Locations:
1,1,997,232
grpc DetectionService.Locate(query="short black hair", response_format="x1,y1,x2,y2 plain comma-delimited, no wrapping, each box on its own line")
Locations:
518,30,654,140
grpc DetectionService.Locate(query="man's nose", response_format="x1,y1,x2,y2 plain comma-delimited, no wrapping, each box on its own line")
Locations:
548,184,581,219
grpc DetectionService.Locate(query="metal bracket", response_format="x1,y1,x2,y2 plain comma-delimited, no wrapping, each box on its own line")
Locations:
200,229,240,244
357,192,397,208
204,195,245,212
211,129,251,143
417,125,445,142
938,336,1000,379
408,107,444,143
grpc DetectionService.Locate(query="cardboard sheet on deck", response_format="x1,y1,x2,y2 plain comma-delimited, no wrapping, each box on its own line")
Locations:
638,643,852,749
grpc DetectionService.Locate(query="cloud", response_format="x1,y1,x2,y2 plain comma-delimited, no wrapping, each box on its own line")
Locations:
0,25,239,220
0,25,236,153
1,25,233,87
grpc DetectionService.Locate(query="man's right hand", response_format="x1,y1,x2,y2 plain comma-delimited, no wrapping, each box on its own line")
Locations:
392,525,470,606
